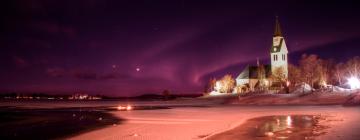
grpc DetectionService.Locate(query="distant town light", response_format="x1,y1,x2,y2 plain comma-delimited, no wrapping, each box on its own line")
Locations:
117,105,133,111
126,105,133,111
347,77,360,89
117,106,126,110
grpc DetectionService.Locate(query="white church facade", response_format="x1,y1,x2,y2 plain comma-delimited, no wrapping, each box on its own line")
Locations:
235,17,289,92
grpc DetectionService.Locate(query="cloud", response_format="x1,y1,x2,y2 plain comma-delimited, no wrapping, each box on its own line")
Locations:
72,70,98,80
46,67,66,77
20,38,52,49
12,56,29,68
30,21,77,38
45,67,126,80
99,72,135,80
74,72,128,80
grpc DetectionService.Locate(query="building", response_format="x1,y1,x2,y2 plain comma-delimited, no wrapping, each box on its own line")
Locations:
235,17,289,91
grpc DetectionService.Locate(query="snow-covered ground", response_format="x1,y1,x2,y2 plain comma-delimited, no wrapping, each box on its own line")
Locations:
228,90,358,105
70,105,360,140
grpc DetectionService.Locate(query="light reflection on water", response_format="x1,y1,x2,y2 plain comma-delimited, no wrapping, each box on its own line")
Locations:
254,115,326,139
286,115,292,128
207,115,329,140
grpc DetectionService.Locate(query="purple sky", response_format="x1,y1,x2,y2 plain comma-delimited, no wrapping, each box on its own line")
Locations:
1,0,360,96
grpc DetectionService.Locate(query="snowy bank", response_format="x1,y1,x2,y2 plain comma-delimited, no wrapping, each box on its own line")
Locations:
226,90,357,105
344,92,360,106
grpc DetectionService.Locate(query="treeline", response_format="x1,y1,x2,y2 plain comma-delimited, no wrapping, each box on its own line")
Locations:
204,54,360,94
0,92,105,99
289,54,359,89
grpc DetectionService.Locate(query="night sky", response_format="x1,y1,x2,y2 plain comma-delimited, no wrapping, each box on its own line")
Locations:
1,0,360,96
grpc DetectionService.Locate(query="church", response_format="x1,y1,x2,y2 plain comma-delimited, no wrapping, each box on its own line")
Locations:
235,17,289,92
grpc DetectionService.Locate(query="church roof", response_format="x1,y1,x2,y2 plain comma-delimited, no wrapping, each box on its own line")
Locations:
270,38,283,53
274,16,282,37
236,65,272,79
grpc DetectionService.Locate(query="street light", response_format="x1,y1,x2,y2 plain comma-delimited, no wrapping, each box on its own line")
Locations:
347,77,360,89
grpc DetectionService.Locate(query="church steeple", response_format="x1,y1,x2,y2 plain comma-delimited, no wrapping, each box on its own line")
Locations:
271,16,288,79
274,16,282,37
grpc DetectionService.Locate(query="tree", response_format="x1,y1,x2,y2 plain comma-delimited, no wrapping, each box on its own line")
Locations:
288,64,302,87
256,64,267,91
219,74,235,93
345,56,360,78
271,66,288,93
334,62,345,85
162,89,171,100
204,78,216,94
299,54,320,88
317,59,336,87
272,66,286,83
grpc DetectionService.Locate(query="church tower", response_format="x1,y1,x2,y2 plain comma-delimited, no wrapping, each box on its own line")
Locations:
270,17,288,78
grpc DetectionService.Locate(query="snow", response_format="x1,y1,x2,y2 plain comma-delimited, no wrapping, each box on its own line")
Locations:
333,86,353,92
69,105,360,140
292,83,313,94
204,91,237,98
231,91,358,105
344,92,360,106
208,91,223,96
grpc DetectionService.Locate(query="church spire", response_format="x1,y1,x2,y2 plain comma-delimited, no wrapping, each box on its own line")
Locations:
274,16,282,37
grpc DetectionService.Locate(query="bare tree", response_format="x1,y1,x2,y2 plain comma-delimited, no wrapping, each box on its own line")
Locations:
334,62,345,85
317,59,335,87
288,64,302,87
270,66,287,92
204,78,216,95
299,54,320,88
162,90,171,100
219,74,236,93
272,66,286,82
256,64,267,91
345,56,360,78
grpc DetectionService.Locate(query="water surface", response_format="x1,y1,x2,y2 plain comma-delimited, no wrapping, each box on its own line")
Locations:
0,107,122,140
207,115,329,140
